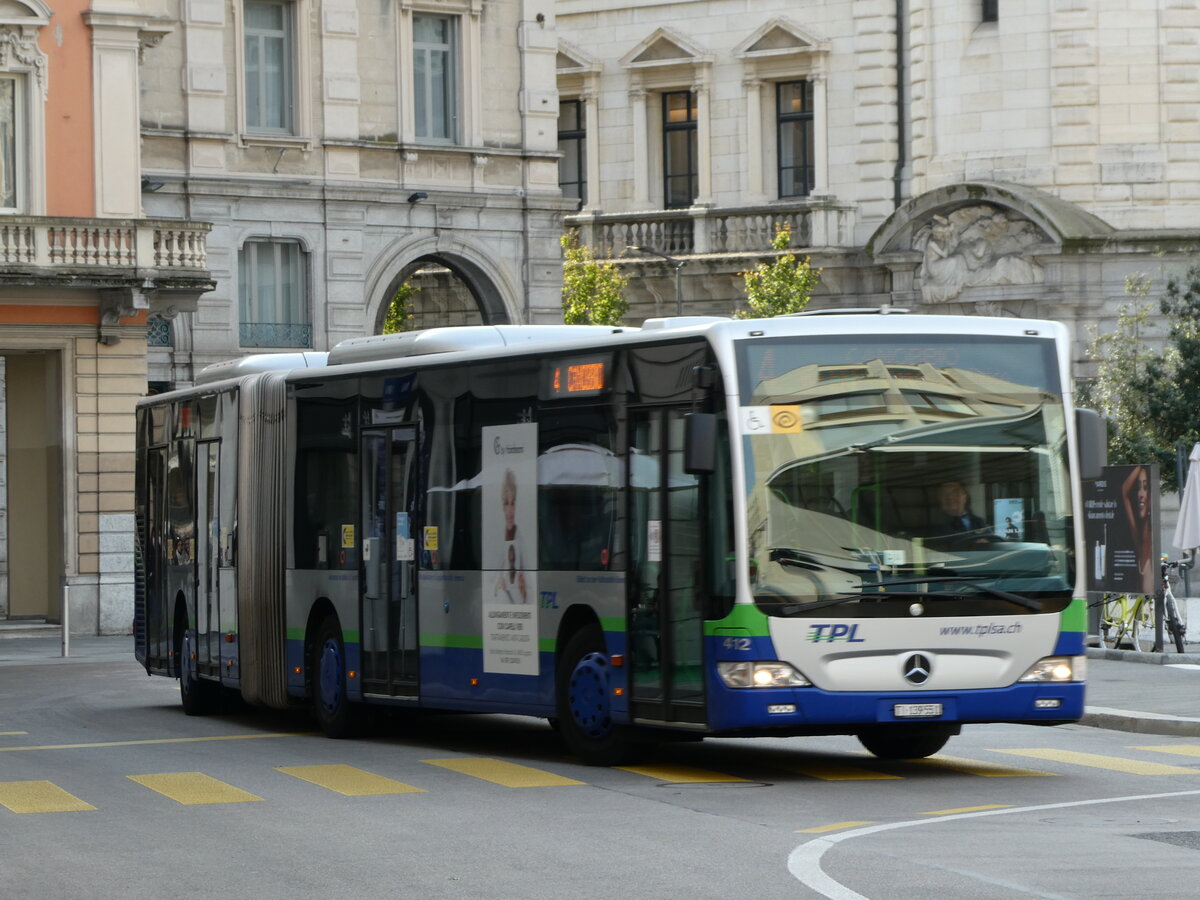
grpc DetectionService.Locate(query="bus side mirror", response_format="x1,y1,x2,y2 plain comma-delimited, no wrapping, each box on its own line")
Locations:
684,413,717,474
1075,408,1107,481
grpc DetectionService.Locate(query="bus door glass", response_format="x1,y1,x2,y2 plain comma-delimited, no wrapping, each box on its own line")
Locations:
361,425,419,697
629,407,706,725
194,442,213,670
145,445,168,665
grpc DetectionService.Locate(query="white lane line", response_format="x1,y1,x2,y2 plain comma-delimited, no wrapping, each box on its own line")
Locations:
787,787,1200,900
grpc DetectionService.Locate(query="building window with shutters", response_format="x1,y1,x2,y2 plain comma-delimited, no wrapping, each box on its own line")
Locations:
413,13,459,142
238,240,311,348
558,99,586,208
662,90,697,209
777,81,814,199
243,0,295,134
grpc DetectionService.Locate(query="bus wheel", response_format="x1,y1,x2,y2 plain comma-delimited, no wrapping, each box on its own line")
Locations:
556,627,641,766
177,623,218,716
857,725,954,759
312,617,356,738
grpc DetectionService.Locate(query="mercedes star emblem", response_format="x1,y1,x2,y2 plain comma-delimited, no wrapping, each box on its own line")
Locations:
903,653,931,685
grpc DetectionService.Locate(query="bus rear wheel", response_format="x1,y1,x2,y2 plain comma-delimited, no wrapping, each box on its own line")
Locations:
857,725,955,759
312,616,357,738
175,612,218,716
556,626,642,766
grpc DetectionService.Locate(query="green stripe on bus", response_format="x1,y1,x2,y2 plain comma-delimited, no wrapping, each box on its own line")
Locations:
1061,596,1087,633
599,617,625,633
286,628,304,641
705,603,771,637
420,633,484,650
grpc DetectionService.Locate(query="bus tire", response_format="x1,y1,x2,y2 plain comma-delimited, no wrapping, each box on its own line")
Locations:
857,725,954,759
556,626,641,766
176,614,218,716
312,616,357,738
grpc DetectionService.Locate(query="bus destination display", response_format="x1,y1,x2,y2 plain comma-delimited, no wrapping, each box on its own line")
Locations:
543,355,610,399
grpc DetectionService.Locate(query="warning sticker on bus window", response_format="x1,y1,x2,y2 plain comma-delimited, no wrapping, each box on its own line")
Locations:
742,405,803,434
423,526,439,551
341,525,355,548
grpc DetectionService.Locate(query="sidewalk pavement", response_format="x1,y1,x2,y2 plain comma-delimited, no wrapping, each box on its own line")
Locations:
3,632,1200,738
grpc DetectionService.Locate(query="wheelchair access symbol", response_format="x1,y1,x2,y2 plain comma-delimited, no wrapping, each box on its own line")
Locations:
741,405,804,435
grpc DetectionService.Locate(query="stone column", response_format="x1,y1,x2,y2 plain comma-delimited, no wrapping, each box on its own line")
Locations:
744,78,765,201
694,80,712,206
582,88,602,210
630,88,649,206
85,9,152,218
812,72,829,196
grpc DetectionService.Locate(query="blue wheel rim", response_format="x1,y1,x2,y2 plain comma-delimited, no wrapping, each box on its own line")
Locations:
318,637,344,716
568,652,613,739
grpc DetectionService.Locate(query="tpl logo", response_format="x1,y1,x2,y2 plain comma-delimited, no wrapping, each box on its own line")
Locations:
806,624,865,643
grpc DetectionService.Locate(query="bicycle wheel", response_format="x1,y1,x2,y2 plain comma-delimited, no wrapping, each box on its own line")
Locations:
1165,590,1187,653
1100,595,1130,649
1131,596,1159,653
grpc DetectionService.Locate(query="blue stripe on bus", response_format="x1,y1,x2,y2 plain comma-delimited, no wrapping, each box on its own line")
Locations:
284,633,630,720
702,678,1084,731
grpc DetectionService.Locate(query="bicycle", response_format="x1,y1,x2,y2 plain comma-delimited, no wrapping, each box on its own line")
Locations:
1098,559,1188,653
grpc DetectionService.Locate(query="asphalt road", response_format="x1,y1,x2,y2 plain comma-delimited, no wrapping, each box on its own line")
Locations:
4,659,1200,898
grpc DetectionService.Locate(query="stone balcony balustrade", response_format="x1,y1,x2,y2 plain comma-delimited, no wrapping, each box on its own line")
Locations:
0,216,215,339
564,199,857,260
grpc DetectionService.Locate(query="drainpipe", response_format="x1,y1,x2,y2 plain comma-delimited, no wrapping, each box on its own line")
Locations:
893,0,907,210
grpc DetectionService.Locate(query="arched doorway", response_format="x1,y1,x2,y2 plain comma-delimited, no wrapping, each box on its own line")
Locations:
372,252,513,335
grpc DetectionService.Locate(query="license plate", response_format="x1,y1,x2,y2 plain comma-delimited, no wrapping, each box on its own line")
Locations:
894,703,943,718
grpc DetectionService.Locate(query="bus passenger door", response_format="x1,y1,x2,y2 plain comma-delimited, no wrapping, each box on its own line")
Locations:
628,407,706,727
361,426,419,698
194,441,219,676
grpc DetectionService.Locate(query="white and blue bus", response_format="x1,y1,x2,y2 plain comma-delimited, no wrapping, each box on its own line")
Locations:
135,312,1101,764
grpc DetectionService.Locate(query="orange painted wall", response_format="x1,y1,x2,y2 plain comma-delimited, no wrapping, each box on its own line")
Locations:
42,0,95,218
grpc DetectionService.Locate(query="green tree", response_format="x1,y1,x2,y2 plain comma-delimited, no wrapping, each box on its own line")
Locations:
736,224,822,319
1082,265,1200,490
382,281,418,334
560,231,629,326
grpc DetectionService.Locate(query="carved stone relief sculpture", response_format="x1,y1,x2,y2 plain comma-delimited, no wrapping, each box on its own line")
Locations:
913,205,1051,303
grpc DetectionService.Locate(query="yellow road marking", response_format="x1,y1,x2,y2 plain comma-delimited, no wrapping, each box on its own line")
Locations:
784,761,901,781
277,764,425,796
796,821,876,833
423,758,585,788
0,733,315,752
1132,745,1200,758
922,804,1013,815
910,754,1058,778
0,781,96,814
128,772,264,805
0,731,29,736
615,764,751,783
991,748,1199,775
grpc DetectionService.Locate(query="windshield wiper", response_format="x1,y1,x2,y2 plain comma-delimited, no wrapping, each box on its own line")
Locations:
766,567,1044,613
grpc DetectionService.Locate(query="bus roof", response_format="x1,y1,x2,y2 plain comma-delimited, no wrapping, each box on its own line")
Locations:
167,311,1066,400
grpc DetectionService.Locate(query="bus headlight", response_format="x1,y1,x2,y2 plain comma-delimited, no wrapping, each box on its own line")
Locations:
718,661,811,688
1018,655,1086,683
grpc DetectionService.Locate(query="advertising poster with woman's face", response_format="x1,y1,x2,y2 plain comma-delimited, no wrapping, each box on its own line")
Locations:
481,423,539,675
1082,464,1159,595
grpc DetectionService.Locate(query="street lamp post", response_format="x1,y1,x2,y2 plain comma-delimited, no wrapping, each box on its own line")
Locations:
627,245,686,316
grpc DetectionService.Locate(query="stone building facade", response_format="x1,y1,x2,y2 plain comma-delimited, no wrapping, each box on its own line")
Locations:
0,0,212,633
139,0,567,385
555,0,1200,375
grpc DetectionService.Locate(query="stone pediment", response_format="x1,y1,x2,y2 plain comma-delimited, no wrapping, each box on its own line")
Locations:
620,27,709,69
0,0,51,25
735,18,829,58
557,41,599,74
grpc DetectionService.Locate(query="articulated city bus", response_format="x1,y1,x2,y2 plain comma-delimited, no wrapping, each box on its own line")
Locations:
134,312,1099,764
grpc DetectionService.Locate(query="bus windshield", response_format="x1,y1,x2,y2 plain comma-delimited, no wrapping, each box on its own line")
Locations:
735,333,1075,617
